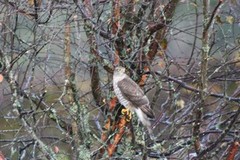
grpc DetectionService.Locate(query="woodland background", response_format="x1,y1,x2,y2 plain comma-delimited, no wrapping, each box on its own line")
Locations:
0,0,239,159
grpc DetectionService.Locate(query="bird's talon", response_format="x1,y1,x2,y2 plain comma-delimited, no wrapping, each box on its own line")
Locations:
121,108,132,122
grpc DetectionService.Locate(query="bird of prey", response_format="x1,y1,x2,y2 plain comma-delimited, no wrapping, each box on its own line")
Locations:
113,66,155,135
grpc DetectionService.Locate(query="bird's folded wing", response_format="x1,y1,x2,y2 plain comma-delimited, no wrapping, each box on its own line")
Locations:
139,104,155,119
117,76,144,101
117,76,155,119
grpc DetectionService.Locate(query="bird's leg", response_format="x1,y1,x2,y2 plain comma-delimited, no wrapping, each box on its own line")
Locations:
121,108,132,122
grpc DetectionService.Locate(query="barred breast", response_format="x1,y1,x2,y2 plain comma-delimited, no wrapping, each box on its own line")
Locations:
113,81,130,108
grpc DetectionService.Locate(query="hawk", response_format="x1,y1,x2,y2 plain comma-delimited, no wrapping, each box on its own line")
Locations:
113,66,155,134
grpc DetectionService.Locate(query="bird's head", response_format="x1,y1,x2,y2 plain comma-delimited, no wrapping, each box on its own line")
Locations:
114,66,126,74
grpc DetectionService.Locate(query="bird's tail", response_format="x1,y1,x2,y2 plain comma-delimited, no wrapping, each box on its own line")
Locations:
147,124,155,140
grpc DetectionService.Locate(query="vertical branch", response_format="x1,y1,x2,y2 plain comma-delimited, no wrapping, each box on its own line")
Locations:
82,1,105,109
80,0,114,158
193,0,209,154
90,66,104,108
112,0,120,35
112,0,121,65
187,0,199,65
82,0,104,110
64,23,71,79
193,0,224,155
64,22,92,160
33,0,40,21
64,22,80,160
